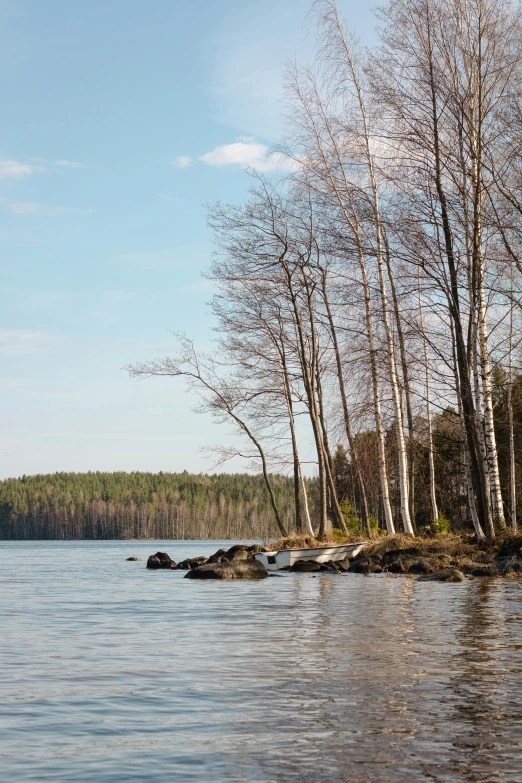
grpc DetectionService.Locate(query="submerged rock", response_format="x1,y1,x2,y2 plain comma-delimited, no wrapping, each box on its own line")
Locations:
147,551,175,569
126,556,141,561
184,559,268,580
418,568,466,583
289,560,323,572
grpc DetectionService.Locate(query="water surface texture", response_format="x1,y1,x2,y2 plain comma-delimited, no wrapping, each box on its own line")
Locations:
1,540,522,782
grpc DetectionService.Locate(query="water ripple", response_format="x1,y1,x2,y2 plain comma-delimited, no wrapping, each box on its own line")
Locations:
1,540,521,782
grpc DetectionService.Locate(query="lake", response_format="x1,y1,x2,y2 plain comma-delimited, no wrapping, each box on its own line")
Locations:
1,540,522,782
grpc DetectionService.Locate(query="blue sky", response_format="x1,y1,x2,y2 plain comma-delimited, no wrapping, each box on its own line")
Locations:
1,0,375,479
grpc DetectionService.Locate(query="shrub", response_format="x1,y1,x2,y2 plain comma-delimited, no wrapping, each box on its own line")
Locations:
430,514,451,534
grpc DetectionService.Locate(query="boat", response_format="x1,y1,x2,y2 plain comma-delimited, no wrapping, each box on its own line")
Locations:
253,541,367,572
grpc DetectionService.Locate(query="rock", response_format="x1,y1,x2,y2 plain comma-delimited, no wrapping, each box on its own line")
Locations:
495,555,522,575
147,551,174,569
176,556,208,570
408,559,434,575
418,568,466,583
349,557,382,574
382,547,422,564
207,548,228,564
498,536,522,557
184,559,268,580
126,557,141,561
248,544,266,553
470,565,496,577
384,558,410,573
319,561,340,573
222,545,252,562
289,560,323,572
336,557,351,572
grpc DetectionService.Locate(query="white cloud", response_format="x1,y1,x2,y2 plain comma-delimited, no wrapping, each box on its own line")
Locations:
0,330,56,356
5,201,94,216
54,160,85,168
170,155,193,169
198,141,296,172
0,160,45,178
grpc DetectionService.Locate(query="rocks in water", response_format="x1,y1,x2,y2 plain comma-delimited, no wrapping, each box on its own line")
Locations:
146,551,175,569
408,559,434,575
222,545,251,563
382,547,422,564
126,557,141,561
470,565,496,577
418,568,466,583
349,556,382,574
184,559,268,580
176,556,208,570
206,548,228,564
145,543,269,574
290,560,323,573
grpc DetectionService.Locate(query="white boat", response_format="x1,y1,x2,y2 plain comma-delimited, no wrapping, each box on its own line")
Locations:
254,541,367,572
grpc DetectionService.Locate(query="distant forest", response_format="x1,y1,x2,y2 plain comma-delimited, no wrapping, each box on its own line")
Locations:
0,471,304,540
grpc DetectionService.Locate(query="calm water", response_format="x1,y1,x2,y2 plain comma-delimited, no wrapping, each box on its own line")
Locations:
1,540,522,782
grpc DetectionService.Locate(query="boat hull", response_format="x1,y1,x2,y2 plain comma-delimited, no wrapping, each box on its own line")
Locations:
254,542,366,571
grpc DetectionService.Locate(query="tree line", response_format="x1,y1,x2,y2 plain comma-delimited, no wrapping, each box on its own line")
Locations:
129,0,522,544
0,471,300,540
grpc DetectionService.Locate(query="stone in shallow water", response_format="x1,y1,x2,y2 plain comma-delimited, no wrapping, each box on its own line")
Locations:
184,559,268,580
349,557,382,574
126,557,141,561
289,560,323,573
176,556,208,570
418,568,466,583
206,548,228,564
470,565,496,577
222,545,251,562
147,551,175,569
408,559,434,575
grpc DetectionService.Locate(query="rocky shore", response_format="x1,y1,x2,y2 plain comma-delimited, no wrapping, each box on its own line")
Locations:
146,544,269,579
140,535,522,581
350,534,522,580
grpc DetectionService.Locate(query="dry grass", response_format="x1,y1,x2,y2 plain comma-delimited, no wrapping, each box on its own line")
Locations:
266,531,368,551
365,533,480,560
267,530,502,558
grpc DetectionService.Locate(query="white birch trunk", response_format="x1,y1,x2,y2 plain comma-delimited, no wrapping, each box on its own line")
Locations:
508,283,517,532
477,290,505,525
418,282,438,522
358,247,395,534
298,461,314,537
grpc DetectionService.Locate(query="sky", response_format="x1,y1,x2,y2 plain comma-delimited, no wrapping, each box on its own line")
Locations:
1,0,376,479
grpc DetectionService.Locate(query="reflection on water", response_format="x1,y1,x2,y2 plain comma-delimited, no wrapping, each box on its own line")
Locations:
1,541,521,782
